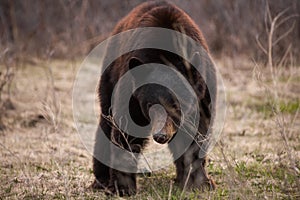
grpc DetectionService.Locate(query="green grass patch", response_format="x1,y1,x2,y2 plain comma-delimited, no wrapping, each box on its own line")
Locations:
249,98,299,118
279,99,300,114
265,75,300,84
234,161,299,196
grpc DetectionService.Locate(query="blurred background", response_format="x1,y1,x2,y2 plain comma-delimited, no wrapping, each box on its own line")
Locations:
0,1,299,199
1,0,299,61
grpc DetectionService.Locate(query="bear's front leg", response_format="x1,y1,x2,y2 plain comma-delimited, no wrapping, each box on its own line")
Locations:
92,123,111,189
108,129,147,196
108,148,138,196
108,169,137,196
173,141,215,190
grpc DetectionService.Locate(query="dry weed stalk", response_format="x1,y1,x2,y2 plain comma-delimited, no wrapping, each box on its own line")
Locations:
0,48,15,130
179,164,192,200
256,1,298,99
216,141,251,200
255,0,300,191
167,180,173,200
40,50,61,132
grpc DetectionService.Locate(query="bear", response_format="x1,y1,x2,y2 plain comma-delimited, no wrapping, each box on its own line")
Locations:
92,0,217,196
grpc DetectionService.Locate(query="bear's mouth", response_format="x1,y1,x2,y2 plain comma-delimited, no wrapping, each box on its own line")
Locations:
153,133,169,144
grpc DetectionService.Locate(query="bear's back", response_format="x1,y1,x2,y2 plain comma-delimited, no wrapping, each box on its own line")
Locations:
111,0,208,51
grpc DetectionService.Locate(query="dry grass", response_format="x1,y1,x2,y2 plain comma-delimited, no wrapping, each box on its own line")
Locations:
0,56,299,199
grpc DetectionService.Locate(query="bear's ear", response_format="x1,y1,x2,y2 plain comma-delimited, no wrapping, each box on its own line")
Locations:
128,57,143,70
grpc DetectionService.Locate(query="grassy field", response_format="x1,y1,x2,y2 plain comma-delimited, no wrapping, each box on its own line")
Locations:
0,57,299,199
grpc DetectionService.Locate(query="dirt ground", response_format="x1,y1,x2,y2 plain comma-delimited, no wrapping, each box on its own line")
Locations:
0,56,299,199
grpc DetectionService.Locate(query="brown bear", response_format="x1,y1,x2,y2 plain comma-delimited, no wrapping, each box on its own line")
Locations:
92,0,217,196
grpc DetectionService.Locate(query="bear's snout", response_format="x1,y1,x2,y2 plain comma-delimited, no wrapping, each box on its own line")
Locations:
151,115,177,144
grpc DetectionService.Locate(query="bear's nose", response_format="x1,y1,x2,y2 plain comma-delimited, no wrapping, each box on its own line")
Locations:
153,132,168,144
149,104,167,132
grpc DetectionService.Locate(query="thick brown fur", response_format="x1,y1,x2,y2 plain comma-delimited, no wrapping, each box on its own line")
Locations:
93,0,216,196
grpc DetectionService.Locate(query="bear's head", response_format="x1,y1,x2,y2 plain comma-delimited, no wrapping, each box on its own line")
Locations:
127,52,189,144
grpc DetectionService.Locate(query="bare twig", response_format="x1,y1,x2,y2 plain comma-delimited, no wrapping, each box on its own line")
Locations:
273,22,296,46
255,35,268,55
278,44,292,67
179,164,192,200
167,180,173,200
257,1,298,70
